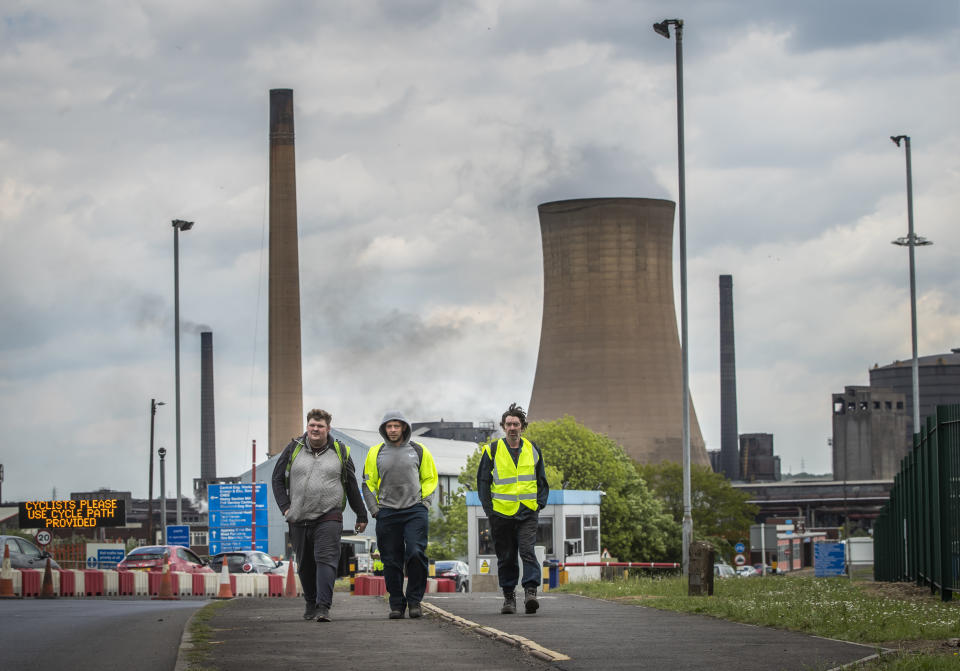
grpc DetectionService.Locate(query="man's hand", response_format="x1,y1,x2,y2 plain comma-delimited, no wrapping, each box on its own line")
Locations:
354,521,368,533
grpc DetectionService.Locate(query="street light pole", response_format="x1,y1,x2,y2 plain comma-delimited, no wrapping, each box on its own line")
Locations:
148,398,165,543
158,446,168,544
654,17,693,578
890,136,932,436
171,219,194,525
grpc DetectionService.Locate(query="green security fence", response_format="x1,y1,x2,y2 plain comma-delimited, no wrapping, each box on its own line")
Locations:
874,404,960,601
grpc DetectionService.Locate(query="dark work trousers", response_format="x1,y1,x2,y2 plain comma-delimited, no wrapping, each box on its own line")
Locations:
375,505,429,612
289,519,341,608
489,514,540,592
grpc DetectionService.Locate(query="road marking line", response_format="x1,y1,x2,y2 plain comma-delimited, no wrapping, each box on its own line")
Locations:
421,602,571,662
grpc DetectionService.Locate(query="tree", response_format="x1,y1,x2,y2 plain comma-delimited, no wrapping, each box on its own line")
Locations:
525,416,675,561
635,461,758,560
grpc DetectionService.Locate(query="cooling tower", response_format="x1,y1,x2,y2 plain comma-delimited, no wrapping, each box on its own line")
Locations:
200,331,216,481
528,197,709,466
719,275,740,479
268,89,304,456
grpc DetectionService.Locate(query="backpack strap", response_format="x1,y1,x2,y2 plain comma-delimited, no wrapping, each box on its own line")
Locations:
411,441,424,466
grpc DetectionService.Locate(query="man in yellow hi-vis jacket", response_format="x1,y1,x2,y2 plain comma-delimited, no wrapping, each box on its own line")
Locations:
362,410,438,620
477,403,549,615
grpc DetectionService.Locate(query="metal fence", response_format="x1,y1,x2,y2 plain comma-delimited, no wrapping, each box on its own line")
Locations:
874,404,960,601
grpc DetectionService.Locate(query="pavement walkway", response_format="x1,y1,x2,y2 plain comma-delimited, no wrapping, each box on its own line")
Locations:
184,591,884,670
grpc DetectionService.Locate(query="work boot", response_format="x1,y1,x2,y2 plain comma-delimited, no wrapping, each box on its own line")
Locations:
408,603,422,619
500,590,517,615
315,606,331,622
524,586,539,614
303,603,319,620
388,609,404,619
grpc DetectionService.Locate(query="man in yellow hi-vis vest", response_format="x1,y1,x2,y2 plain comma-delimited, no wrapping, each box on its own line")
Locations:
477,403,549,615
362,410,438,620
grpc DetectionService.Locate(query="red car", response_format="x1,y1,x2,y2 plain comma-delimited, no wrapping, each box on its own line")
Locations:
117,545,214,573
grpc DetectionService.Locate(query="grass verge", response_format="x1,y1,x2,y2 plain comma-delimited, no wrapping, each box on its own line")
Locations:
554,575,959,668
185,600,230,671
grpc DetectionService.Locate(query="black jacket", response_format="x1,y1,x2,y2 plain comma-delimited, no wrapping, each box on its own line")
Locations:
476,438,549,520
271,433,368,524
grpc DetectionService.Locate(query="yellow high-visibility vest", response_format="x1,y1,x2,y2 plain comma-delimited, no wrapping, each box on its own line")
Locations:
363,442,438,503
484,437,539,516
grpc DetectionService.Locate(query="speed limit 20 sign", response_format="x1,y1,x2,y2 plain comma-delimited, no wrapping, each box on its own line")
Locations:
35,529,52,546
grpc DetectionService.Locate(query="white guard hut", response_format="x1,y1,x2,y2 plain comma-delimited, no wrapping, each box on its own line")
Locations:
466,489,603,587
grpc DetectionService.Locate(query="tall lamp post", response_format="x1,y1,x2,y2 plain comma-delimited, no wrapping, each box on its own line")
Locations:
148,398,165,543
654,17,693,577
890,136,932,435
172,219,194,525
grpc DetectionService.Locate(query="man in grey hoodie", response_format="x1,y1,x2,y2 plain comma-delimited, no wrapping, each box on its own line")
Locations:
272,408,367,622
362,410,438,619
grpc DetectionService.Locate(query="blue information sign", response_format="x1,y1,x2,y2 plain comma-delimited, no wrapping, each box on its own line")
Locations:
210,539,268,554
814,542,846,577
166,525,190,547
209,510,269,527
208,483,267,511
97,549,125,568
209,526,268,542
734,542,746,553
208,483,269,552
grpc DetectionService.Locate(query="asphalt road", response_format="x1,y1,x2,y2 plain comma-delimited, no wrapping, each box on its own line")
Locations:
0,598,207,671
192,592,882,671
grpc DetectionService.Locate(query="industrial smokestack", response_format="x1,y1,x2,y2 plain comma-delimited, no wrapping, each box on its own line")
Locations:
529,198,710,466
268,88,304,456
200,331,216,481
719,275,740,479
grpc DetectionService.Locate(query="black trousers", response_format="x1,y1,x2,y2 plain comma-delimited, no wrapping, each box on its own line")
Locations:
289,519,341,608
489,514,540,591
375,506,429,611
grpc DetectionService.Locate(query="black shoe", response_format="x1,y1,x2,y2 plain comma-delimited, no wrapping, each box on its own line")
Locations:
408,604,422,619
524,587,539,614
388,609,405,619
501,591,517,615
303,604,319,620
315,606,331,622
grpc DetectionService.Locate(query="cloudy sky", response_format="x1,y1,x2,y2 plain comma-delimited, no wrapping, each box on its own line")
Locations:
2,1,958,502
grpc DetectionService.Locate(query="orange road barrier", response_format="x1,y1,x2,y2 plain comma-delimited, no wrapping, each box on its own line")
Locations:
152,564,179,601
0,545,20,599
284,558,297,598
213,561,234,600
38,559,57,599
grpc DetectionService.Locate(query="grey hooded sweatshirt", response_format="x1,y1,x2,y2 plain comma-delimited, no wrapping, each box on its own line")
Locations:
362,410,435,517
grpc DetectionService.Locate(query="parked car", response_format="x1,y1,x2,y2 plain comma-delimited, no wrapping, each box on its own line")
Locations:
714,562,736,578
117,545,213,573
209,551,286,575
736,565,759,578
753,563,775,575
0,535,61,570
434,560,470,591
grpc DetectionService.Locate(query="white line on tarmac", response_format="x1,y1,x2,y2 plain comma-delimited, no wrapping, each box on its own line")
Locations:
421,602,571,663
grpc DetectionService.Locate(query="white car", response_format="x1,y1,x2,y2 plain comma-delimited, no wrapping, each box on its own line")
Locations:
736,565,759,578
714,563,736,578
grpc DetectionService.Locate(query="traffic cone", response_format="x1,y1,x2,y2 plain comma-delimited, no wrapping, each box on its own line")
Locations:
213,560,234,599
37,558,57,599
0,544,21,599
283,557,297,598
152,562,179,600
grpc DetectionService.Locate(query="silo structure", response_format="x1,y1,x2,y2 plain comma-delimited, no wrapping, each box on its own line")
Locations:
267,89,304,456
528,198,709,466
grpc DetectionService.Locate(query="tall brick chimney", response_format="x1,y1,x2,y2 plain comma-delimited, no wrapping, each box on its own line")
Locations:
200,331,217,482
268,89,304,456
719,275,740,479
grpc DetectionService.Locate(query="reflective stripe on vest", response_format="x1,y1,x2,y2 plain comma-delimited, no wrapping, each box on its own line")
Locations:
486,438,539,516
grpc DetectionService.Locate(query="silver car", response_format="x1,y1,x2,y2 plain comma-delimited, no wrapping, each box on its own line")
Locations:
0,535,61,570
